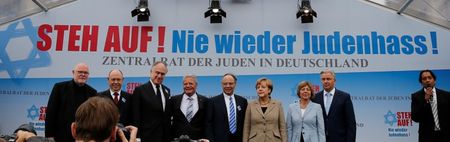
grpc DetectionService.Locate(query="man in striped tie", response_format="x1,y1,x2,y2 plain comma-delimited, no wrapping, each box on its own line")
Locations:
170,75,209,141
206,73,248,142
411,69,450,142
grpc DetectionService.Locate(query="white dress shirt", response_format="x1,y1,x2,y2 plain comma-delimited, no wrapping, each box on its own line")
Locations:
223,93,237,123
181,93,199,117
150,79,166,111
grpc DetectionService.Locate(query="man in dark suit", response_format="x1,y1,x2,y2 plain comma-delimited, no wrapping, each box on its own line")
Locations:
170,75,209,141
411,69,450,142
206,73,248,142
98,69,131,125
45,63,97,142
131,61,171,142
312,70,356,142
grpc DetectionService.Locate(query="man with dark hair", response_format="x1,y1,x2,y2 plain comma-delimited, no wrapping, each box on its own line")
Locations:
45,63,97,142
98,69,131,125
206,73,248,142
170,75,209,141
411,69,450,142
312,70,356,142
71,96,137,142
131,61,171,142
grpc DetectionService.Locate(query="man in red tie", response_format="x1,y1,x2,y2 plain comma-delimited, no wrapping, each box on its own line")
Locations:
98,69,131,125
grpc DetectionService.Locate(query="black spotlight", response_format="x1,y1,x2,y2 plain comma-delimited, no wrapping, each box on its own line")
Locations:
296,0,317,23
204,0,226,23
131,0,150,22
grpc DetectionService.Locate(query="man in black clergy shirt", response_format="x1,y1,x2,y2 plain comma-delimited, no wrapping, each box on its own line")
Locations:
45,63,97,142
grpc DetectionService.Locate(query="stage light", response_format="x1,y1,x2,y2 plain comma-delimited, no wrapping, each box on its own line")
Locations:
204,0,226,23
131,0,151,22
296,0,317,23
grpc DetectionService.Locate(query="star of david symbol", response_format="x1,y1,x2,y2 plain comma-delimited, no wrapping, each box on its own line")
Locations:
27,105,40,120
384,110,397,126
0,18,51,78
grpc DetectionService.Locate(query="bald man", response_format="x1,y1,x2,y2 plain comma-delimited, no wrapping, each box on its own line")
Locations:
45,63,97,142
206,73,248,142
98,69,131,125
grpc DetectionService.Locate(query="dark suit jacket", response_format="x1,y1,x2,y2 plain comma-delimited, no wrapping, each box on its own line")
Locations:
98,90,131,125
170,93,209,140
130,81,171,142
45,80,97,142
411,88,450,142
206,93,248,142
312,89,356,142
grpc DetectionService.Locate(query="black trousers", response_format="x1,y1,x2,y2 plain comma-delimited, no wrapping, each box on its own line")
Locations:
419,130,448,142
300,134,304,142
228,132,241,142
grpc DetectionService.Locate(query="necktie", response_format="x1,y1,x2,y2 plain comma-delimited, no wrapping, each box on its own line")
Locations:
113,92,119,105
430,93,440,130
325,93,332,115
185,97,194,122
229,96,237,134
155,85,163,109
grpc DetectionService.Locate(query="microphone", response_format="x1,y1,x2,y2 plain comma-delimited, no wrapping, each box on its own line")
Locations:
424,86,433,103
429,93,433,102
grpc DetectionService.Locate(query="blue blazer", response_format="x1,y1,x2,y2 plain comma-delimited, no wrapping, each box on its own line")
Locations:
312,89,356,142
286,100,325,142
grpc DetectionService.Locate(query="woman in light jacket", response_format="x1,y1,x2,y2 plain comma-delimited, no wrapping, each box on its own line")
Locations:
286,81,325,142
243,77,287,142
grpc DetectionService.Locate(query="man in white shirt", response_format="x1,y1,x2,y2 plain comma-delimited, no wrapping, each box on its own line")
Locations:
170,75,209,141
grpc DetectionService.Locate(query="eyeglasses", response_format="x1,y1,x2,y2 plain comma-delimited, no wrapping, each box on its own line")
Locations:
76,71,89,75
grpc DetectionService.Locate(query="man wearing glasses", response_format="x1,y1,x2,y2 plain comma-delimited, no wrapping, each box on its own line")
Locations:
45,63,97,142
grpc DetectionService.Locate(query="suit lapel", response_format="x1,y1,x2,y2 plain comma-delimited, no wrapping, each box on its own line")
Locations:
316,91,325,111
144,81,156,96
253,101,264,116
265,101,276,116
304,101,312,117
162,85,170,99
219,94,230,126
294,102,303,118
175,95,183,111
119,91,128,106
328,89,339,116
196,95,204,116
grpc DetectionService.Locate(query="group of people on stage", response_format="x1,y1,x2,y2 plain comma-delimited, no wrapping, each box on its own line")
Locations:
41,61,449,142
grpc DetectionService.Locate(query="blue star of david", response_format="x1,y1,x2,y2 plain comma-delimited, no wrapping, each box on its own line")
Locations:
384,110,397,126
0,18,51,78
27,105,40,120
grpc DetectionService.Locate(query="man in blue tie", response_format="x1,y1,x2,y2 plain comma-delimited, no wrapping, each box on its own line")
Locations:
312,70,356,142
206,73,248,142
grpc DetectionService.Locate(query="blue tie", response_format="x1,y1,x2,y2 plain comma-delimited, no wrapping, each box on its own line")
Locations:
229,96,237,134
185,97,194,122
325,93,332,115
